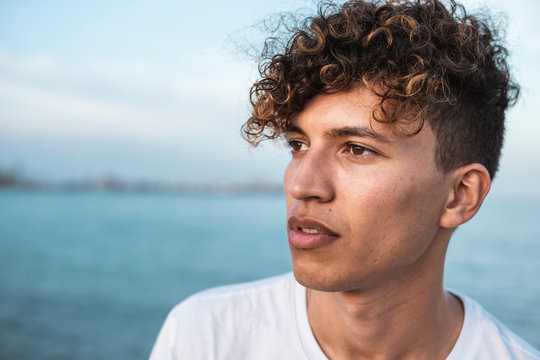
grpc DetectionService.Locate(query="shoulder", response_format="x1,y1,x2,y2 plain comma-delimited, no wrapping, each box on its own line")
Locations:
173,272,296,318
449,292,540,360
183,271,295,302
150,273,304,359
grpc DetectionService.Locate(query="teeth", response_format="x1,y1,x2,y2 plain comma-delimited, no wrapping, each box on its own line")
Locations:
300,227,321,234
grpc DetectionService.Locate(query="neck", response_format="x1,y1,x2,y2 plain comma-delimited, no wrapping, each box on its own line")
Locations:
306,229,464,360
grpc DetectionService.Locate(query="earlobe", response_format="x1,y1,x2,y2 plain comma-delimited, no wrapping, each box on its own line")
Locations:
439,164,491,229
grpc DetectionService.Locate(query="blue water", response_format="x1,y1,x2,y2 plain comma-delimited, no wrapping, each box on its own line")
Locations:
0,189,538,359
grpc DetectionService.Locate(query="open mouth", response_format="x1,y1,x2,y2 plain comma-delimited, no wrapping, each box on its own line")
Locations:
288,216,339,237
298,227,323,234
287,216,339,249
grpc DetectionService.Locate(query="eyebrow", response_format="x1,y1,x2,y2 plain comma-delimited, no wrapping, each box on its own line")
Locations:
326,126,389,142
287,124,389,143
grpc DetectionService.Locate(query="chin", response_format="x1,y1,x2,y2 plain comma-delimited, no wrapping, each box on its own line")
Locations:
291,261,358,293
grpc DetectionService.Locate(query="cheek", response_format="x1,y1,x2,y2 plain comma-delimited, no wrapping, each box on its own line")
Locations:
343,170,440,242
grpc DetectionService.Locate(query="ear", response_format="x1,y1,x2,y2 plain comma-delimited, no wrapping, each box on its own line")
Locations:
440,163,491,229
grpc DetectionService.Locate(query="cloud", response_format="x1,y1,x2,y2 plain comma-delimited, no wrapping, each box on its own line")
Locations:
0,47,255,142
0,46,289,182
1,0,539,187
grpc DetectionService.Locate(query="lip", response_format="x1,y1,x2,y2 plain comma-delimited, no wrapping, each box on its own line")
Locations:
287,216,340,249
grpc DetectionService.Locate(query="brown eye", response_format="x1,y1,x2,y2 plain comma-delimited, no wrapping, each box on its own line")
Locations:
349,144,366,156
288,140,306,152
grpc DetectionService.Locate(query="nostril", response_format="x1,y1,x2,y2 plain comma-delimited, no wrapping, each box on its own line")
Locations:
284,152,336,203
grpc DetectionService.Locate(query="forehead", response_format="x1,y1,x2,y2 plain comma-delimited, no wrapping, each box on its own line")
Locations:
290,88,394,139
289,88,438,159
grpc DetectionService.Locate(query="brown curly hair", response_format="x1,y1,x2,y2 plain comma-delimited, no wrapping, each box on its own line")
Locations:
242,0,519,178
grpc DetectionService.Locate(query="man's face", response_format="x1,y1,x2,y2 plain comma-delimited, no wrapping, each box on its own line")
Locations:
284,88,453,292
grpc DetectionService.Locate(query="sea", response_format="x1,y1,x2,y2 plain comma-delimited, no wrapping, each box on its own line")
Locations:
1,189,539,359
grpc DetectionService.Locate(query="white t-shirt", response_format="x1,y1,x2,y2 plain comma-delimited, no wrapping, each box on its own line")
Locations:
150,273,539,359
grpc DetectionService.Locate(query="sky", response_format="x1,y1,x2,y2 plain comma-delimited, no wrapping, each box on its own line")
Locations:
1,0,539,194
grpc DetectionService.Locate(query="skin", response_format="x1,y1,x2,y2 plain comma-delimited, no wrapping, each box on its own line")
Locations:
283,87,491,359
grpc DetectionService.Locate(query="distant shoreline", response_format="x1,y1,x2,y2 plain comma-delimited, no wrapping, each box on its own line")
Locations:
0,170,283,194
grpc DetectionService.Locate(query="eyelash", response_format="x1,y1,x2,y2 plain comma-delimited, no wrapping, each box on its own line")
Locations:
344,143,375,156
287,140,307,153
286,140,377,157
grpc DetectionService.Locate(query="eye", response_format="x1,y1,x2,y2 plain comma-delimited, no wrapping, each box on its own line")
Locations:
287,140,308,153
345,143,375,156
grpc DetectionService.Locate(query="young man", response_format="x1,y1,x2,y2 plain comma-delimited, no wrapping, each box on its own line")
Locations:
151,0,539,358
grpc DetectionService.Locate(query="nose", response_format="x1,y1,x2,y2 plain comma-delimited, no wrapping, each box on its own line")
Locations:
286,150,336,203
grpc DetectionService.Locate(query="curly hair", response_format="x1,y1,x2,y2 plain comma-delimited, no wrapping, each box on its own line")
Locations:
242,0,519,178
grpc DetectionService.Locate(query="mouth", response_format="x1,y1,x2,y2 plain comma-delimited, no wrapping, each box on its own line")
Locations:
297,227,324,234
287,216,339,249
